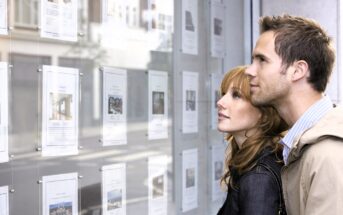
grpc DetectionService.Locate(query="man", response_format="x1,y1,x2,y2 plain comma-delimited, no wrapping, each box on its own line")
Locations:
245,14,343,215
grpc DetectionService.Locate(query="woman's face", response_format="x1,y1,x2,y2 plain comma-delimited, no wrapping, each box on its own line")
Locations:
217,84,261,136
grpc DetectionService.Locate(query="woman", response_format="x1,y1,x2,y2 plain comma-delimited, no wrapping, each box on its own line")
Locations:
217,66,287,215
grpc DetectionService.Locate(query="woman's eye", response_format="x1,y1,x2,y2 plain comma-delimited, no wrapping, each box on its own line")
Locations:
232,91,241,99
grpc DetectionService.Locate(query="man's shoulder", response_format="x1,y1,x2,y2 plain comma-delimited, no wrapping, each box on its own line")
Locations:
321,105,343,122
301,106,343,142
302,139,343,164
326,105,343,118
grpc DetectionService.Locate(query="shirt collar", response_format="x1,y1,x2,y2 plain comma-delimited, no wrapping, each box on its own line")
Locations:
281,96,333,163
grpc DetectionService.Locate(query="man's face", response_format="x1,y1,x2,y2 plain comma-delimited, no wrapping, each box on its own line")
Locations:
245,31,291,106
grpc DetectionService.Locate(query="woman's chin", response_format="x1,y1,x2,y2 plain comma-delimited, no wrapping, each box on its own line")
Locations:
217,126,227,133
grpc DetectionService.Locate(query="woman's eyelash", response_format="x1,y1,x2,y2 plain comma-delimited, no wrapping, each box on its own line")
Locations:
232,90,241,98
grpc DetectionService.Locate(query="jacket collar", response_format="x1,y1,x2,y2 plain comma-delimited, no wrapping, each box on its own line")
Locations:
287,106,343,164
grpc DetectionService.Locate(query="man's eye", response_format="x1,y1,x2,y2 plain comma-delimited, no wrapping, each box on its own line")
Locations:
258,56,265,62
253,56,266,63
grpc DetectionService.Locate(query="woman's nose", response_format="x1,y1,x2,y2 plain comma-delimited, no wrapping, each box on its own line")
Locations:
217,97,225,109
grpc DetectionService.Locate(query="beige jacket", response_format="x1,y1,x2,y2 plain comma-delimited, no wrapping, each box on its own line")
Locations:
281,106,343,215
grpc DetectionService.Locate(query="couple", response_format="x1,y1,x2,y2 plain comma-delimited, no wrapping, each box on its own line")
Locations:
217,15,343,215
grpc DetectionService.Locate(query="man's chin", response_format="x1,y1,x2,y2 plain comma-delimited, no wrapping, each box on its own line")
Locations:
251,96,268,106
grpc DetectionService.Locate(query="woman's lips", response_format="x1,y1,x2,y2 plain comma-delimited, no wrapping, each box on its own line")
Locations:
218,113,230,119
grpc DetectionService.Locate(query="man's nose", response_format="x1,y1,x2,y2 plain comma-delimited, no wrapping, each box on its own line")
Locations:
245,64,256,77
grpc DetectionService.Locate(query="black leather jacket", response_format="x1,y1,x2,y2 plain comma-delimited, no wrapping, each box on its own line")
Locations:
217,148,285,215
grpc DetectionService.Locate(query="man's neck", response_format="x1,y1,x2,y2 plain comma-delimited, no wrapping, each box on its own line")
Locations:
274,91,323,126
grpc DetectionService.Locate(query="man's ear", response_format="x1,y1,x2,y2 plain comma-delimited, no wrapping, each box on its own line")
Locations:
292,60,309,81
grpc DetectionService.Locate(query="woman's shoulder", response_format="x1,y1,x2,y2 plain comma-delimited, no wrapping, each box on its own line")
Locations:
255,147,283,168
257,147,283,169
240,162,274,181
240,148,283,182
238,165,279,195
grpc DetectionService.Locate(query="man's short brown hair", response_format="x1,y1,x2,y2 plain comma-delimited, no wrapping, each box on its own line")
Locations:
260,14,335,92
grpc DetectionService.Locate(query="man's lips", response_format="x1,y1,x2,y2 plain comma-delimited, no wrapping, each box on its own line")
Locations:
250,84,259,91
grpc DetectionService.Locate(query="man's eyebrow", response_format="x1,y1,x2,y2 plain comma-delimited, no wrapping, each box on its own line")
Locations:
252,53,270,61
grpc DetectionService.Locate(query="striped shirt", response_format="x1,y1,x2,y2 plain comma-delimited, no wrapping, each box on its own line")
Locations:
281,96,333,164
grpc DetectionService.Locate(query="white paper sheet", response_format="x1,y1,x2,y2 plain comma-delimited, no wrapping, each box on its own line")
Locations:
148,155,168,215
0,0,8,35
41,0,78,41
102,67,127,146
181,0,198,55
211,73,222,130
182,71,198,133
42,172,78,215
211,2,225,58
42,65,79,156
211,144,226,201
148,70,168,140
0,186,9,215
102,163,126,215
0,62,8,163
182,148,198,212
